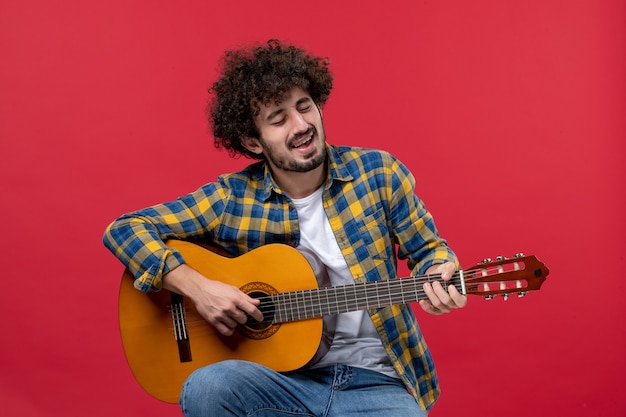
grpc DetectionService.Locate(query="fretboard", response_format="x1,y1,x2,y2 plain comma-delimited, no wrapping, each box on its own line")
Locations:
270,273,464,323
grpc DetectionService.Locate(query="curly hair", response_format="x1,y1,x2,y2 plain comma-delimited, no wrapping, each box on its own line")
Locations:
208,40,334,159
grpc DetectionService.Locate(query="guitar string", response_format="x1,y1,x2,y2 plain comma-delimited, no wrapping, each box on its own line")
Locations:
265,279,443,322
253,263,526,318
177,264,529,329
255,271,458,319
178,274,453,330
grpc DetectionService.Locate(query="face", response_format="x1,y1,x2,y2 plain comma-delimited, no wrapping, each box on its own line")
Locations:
245,87,326,174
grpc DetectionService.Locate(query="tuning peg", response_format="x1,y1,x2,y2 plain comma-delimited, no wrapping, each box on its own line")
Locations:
503,293,510,301
481,258,492,264
484,295,495,300
514,253,524,258
496,256,507,261
518,292,527,298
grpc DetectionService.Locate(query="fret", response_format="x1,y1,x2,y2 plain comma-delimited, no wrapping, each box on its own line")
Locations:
389,280,403,305
385,280,393,306
339,286,347,313
401,280,410,304
300,290,310,320
294,291,301,321
373,281,380,307
297,291,306,320
355,285,367,310
316,286,323,318
273,293,280,323
347,285,358,312
274,292,284,323
319,288,327,315
363,282,370,308
306,289,315,319
285,291,294,322
287,293,294,322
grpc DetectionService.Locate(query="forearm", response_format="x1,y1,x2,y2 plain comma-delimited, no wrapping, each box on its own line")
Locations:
102,186,223,291
161,263,203,296
103,216,186,291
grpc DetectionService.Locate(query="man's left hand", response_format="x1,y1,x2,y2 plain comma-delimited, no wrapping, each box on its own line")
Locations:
419,262,467,315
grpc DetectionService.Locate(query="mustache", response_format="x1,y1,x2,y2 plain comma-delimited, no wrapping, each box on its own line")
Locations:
289,127,314,143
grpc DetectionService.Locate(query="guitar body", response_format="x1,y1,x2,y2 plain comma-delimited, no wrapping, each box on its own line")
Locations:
119,240,323,403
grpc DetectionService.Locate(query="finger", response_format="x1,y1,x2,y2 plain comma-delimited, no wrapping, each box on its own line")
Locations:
447,285,468,308
431,281,456,310
440,263,457,281
239,292,263,321
423,282,451,313
210,315,238,336
248,306,264,323
225,304,252,325
214,322,235,336
245,295,262,306
418,299,443,315
231,299,263,323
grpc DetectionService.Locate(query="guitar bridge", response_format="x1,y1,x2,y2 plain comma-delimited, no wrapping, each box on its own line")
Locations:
170,293,192,362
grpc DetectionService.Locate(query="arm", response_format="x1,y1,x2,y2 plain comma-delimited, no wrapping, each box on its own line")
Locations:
386,155,467,314
103,183,264,334
103,184,225,291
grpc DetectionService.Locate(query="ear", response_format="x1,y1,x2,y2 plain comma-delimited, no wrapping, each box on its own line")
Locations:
240,136,264,156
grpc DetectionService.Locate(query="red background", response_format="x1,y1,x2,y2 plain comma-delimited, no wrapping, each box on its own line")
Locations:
1,0,624,416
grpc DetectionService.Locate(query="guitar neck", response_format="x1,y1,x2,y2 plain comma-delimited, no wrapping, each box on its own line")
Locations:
271,273,462,323
269,252,548,323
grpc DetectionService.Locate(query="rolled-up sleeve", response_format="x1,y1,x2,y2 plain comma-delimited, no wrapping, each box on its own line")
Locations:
102,184,228,292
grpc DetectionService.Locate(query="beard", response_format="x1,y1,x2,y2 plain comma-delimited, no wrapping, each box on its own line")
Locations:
267,148,326,173
260,126,327,173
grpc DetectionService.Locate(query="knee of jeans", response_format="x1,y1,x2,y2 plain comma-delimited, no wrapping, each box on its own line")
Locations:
181,360,266,416
180,361,241,415
184,360,256,395
186,361,235,389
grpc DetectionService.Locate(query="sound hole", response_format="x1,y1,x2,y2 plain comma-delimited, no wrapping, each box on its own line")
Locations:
245,291,275,330
237,282,280,340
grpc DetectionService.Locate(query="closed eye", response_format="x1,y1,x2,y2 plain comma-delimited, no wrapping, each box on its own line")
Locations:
297,105,311,113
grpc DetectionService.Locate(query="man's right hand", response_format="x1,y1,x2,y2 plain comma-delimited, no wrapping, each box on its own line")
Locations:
162,264,263,336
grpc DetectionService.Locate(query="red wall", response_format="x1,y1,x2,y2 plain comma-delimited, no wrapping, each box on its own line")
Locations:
2,1,624,416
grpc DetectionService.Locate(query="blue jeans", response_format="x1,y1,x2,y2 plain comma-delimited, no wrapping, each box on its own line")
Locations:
180,360,427,417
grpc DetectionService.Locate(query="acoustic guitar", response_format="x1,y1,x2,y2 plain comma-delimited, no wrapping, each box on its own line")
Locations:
118,240,548,403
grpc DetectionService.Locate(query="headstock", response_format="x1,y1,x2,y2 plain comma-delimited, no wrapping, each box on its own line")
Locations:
463,254,549,300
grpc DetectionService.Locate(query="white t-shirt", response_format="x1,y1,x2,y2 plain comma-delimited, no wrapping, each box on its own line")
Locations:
291,187,398,378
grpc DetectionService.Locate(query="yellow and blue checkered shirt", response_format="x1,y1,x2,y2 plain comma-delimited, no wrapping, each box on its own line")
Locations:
104,144,457,412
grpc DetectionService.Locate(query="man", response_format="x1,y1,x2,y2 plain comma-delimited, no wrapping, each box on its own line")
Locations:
104,39,466,417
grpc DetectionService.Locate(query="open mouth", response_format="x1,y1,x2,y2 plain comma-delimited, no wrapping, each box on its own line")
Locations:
291,131,314,149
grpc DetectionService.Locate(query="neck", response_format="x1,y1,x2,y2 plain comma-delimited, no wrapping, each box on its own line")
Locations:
271,163,326,199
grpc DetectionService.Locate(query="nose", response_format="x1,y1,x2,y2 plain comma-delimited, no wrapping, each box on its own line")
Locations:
290,109,309,133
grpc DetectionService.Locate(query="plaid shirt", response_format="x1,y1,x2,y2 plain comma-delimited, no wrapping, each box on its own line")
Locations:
104,144,457,412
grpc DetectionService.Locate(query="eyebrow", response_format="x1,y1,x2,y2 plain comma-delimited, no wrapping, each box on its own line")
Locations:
265,108,285,122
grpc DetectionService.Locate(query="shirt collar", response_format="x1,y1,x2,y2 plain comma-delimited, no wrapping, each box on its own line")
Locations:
260,144,354,201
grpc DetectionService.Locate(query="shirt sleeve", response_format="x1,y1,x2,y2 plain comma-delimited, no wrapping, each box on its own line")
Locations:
387,156,458,275
102,183,229,292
